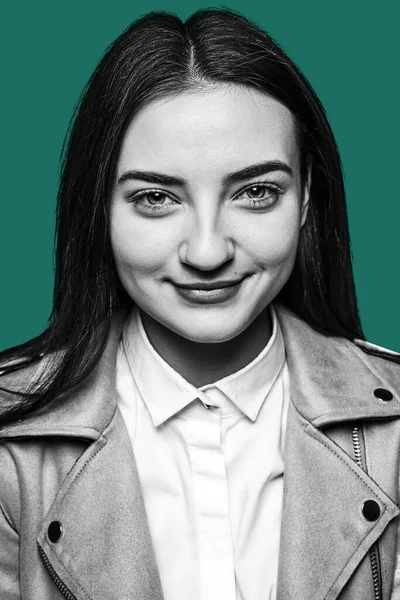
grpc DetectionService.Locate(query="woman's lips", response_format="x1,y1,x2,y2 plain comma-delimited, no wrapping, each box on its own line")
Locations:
172,280,243,304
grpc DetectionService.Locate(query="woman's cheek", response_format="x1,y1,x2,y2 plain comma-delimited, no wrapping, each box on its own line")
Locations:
111,213,169,276
242,213,301,268
113,241,164,279
270,224,300,265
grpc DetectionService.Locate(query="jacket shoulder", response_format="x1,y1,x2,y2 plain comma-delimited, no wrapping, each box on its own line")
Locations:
352,338,400,365
0,354,48,413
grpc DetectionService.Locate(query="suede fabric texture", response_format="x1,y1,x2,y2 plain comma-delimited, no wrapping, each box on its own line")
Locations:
0,304,400,600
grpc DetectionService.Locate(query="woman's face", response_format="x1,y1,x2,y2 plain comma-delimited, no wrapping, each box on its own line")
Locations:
110,85,309,343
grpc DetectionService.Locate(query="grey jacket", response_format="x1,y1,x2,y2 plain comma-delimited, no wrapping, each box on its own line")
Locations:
1,305,400,600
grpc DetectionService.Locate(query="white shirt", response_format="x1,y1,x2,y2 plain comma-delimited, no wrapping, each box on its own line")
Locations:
116,304,290,600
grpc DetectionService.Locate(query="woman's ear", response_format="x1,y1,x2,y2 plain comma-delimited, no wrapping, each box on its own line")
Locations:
300,155,312,228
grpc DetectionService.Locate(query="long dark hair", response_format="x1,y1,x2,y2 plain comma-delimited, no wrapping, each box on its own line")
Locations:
0,8,363,425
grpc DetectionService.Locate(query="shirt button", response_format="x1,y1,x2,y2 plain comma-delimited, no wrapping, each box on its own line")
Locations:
373,388,393,401
48,521,63,543
362,500,381,522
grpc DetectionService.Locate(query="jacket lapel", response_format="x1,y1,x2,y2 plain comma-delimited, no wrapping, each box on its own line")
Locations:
275,305,400,600
37,407,164,600
2,310,163,600
277,404,399,600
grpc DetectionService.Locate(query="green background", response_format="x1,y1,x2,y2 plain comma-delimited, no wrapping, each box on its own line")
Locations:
1,0,399,351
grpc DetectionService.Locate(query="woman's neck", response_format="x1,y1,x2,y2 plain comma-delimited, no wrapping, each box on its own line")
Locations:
140,309,272,388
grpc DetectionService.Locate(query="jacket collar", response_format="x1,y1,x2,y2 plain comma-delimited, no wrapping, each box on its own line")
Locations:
1,303,400,440
275,305,400,426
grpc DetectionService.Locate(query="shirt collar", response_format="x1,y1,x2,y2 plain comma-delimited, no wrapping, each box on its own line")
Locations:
201,305,285,421
122,304,285,427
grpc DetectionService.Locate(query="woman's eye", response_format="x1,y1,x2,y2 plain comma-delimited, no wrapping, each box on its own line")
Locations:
141,191,169,205
128,190,179,214
235,183,283,208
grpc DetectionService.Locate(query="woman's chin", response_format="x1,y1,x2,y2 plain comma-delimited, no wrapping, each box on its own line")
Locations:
167,316,255,344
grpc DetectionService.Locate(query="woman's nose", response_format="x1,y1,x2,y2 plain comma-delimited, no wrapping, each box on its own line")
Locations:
178,217,234,271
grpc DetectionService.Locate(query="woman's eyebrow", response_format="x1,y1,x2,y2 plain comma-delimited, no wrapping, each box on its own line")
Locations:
117,170,184,186
117,160,293,187
223,161,293,185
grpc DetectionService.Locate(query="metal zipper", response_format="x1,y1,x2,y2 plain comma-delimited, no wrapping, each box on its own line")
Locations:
352,426,382,600
38,545,77,600
369,545,382,600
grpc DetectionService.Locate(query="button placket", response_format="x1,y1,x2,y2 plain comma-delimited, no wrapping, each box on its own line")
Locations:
185,415,236,600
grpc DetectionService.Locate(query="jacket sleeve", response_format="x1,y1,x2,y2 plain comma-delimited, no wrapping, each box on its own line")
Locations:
0,444,21,599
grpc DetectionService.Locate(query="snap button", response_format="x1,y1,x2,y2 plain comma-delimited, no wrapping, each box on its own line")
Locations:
362,500,380,522
48,520,63,543
374,388,393,401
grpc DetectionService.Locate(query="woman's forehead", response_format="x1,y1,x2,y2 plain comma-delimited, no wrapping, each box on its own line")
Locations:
116,86,300,182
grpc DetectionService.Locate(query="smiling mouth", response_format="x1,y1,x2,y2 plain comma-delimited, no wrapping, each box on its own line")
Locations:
174,279,243,291
172,279,244,304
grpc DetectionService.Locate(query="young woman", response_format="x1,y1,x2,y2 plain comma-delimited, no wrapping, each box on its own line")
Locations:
0,8,399,600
